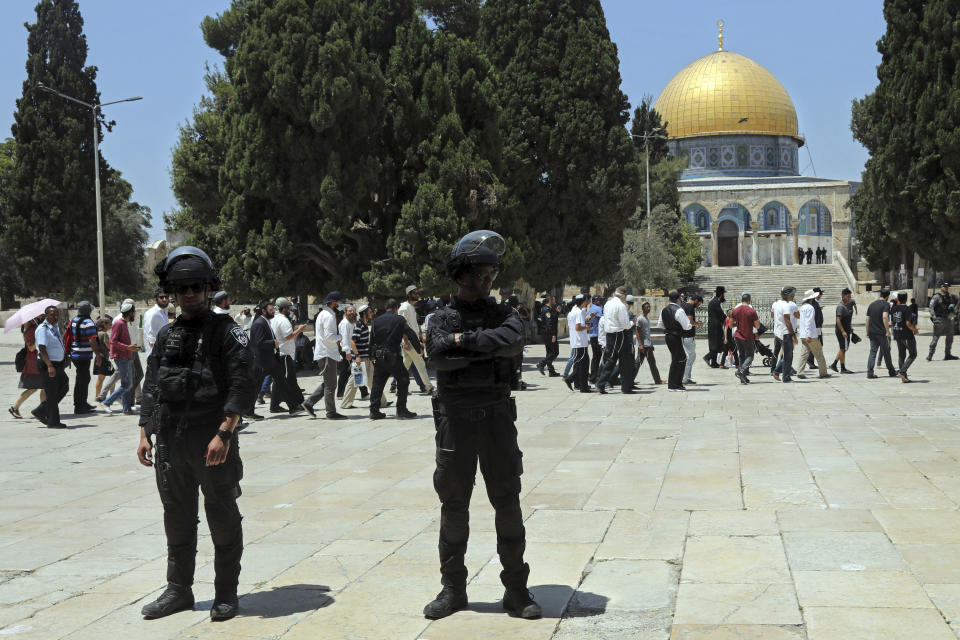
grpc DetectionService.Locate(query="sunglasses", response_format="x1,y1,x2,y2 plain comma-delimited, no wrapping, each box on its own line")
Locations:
173,283,205,294
466,268,499,283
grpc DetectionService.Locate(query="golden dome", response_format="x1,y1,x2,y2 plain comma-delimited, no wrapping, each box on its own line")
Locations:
654,50,801,142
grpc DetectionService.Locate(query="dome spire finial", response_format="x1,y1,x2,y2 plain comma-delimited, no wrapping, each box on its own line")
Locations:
717,19,725,51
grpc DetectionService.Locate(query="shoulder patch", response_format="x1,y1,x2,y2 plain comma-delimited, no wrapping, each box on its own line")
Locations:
230,326,249,347
545,312,551,318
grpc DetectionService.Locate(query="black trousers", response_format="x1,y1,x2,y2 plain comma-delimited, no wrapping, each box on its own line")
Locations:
370,352,409,413
597,330,635,392
155,424,243,597
270,355,303,410
432,398,528,590
771,336,783,371
867,335,896,375
336,357,350,397
664,334,686,389
37,360,69,425
570,347,589,391
706,327,724,366
636,344,662,383
538,336,559,370
589,336,602,381
896,333,917,374
72,358,91,411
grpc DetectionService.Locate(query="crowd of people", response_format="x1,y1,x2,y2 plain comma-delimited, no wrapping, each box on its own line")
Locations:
531,281,958,395
10,277,960,427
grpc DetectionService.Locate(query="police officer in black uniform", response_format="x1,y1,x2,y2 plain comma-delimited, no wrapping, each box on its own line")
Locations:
928,282,958,361
369,299,420,420
535,295,560,376
136,247,253,621
423,230,540,620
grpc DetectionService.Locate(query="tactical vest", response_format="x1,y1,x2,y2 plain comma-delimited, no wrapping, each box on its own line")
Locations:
156,314,229,423
435,300,514,395
932,293,955,318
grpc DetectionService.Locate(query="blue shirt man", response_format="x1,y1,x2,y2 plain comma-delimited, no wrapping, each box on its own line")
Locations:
588,301,603,338
35,317,65,362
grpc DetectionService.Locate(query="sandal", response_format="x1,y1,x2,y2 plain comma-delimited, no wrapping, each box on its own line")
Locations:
8,406,22,419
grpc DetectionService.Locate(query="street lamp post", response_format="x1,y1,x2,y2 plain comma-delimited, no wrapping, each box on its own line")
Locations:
36,83,141,315
633,126,666,232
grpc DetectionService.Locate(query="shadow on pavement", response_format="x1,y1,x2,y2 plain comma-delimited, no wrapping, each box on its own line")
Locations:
228,584,334,619
464,584,608,619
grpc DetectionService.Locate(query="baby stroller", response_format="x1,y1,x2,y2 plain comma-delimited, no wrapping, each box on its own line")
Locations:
755,323,777,368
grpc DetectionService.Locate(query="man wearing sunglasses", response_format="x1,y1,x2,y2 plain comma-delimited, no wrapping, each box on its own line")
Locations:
423,230,540,621
137,246,253,622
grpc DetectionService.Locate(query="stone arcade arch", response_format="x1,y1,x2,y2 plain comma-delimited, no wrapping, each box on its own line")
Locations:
717,219,740,266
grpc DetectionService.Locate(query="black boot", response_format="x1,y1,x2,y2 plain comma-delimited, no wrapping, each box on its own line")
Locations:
141,585,195,619
210,594,239,621
423,586,467,619
829,361,838,372
502,588,541,618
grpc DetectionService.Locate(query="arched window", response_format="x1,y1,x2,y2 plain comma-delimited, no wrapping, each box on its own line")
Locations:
799,200,831,236
683,204,710,232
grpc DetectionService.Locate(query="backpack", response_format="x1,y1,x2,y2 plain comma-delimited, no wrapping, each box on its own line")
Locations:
63,318,76,356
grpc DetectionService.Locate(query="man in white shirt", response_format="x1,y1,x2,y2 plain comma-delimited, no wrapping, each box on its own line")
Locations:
268,297,306,414
234,308,252,333
304,291,347,419
399,285,435,395
659,289,694,390
212,291,230,315
338,305,361,408
563,294,592,392
141,288,170,360
772,286,800,382
795,290,830,378
595,286,636,394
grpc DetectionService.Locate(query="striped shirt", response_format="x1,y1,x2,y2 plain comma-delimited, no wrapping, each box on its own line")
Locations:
354,320,371,358
69,316,97,360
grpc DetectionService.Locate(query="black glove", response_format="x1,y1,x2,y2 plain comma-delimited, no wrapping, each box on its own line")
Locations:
430,331,457,354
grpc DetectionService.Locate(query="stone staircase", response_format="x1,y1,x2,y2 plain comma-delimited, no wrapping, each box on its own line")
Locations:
691,263,853,305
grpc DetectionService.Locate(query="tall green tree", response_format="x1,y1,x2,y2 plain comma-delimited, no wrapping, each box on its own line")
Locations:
364,20,521,295
5,0,145,296
174,1,515,299
189,0,418,300
851,0,960,270
480,0,639,289
0,138,25,299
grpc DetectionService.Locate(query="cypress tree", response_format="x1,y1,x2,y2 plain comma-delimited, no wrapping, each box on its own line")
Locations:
852,0,960,270
480,0,639,289
5,0,143,297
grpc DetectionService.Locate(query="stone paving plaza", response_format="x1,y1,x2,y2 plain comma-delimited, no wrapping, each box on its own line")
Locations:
3,332,960,640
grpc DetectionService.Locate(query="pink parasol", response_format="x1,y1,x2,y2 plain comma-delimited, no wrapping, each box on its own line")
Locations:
3,299,61,332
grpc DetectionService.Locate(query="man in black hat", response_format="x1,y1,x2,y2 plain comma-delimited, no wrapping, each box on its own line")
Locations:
704,286,726,368
928,282,958,361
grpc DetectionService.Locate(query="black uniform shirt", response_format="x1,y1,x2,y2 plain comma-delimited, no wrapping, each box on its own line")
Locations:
140,310,253,435
371,312,421,354
539,305,558,336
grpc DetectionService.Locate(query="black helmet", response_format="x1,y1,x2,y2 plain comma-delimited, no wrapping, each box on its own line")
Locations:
155,246,221,290
445,230,506,280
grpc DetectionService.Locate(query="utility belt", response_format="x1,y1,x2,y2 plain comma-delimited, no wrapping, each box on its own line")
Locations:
432,395,516,422
372,348,401,361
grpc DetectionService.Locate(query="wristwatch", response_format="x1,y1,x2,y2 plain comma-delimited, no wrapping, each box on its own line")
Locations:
217,429,233,442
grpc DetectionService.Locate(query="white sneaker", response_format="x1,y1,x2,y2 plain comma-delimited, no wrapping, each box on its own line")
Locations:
100,403,113,414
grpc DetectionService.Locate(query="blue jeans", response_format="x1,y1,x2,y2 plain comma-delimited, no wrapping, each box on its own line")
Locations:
260,375,272,395
104,358,133,411
774,337,795,381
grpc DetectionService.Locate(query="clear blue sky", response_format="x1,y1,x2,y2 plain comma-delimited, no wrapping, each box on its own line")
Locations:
0,1,885,241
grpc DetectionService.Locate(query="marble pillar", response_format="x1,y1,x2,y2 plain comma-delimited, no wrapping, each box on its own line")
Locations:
751,225,759,266
781,234,789,265
711,223,719,268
